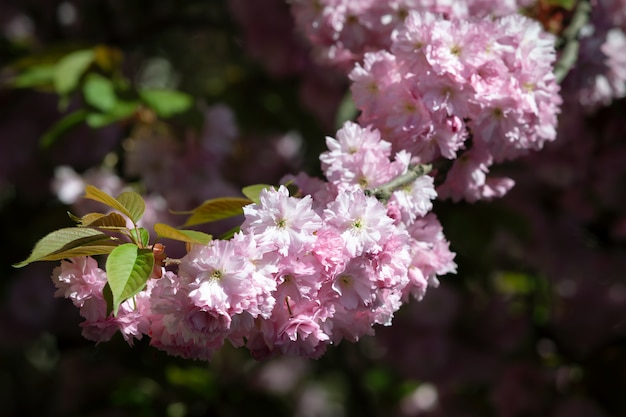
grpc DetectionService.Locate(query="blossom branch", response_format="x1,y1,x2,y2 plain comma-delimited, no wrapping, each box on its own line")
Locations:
554,0,592,83
365,164,432,203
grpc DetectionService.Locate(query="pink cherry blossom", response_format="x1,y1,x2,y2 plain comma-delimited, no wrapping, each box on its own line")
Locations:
242,185,322,256
51,257,106,308
323,189,395,257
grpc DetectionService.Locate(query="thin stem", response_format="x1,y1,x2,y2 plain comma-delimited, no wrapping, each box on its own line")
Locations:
554,0,592,84
365,163,432,202
163,257,182,266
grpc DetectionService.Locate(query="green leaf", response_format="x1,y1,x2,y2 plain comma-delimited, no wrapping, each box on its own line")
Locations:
285,181,300,197
85,100,137,128
83,185,145,224
133,227,151,247
93,45,123,73
154,223,212,245
494,271,535,295
139,89,193,118
103,282,114,316
41,243,118,260
178,197,251,227
40,109,88,148
73,212,128,228
13,227,114,267
241,184,272,204
53,49,95,96
12,65,56,88
83,73,117,112
335,91,358,130
166,366,216,395
116,191,146,224
547,0,576,10
105,243,154,316
219,225,240,240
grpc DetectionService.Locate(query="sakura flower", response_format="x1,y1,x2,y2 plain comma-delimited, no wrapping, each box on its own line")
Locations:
273,251,324,305
370,231,412,289
349,51,401,121
406,213,458,285
181,239,259,315
275,312,330,358
323,189,395,257
320,121,392,178
80,293,150,346
388,173,437,225
242,185,322,256
148,272,216,360
51,257,106,308
311,226,351,277
437,145,515,202
331,257,377,309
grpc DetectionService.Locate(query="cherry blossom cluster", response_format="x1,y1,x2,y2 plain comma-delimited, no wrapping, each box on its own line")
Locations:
289,1,562,203
50,121,456,360
289,0,533,68
44,0,561,363
349,11,562,202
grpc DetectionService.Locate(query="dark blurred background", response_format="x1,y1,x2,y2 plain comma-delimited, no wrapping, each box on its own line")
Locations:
1,1,625,416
